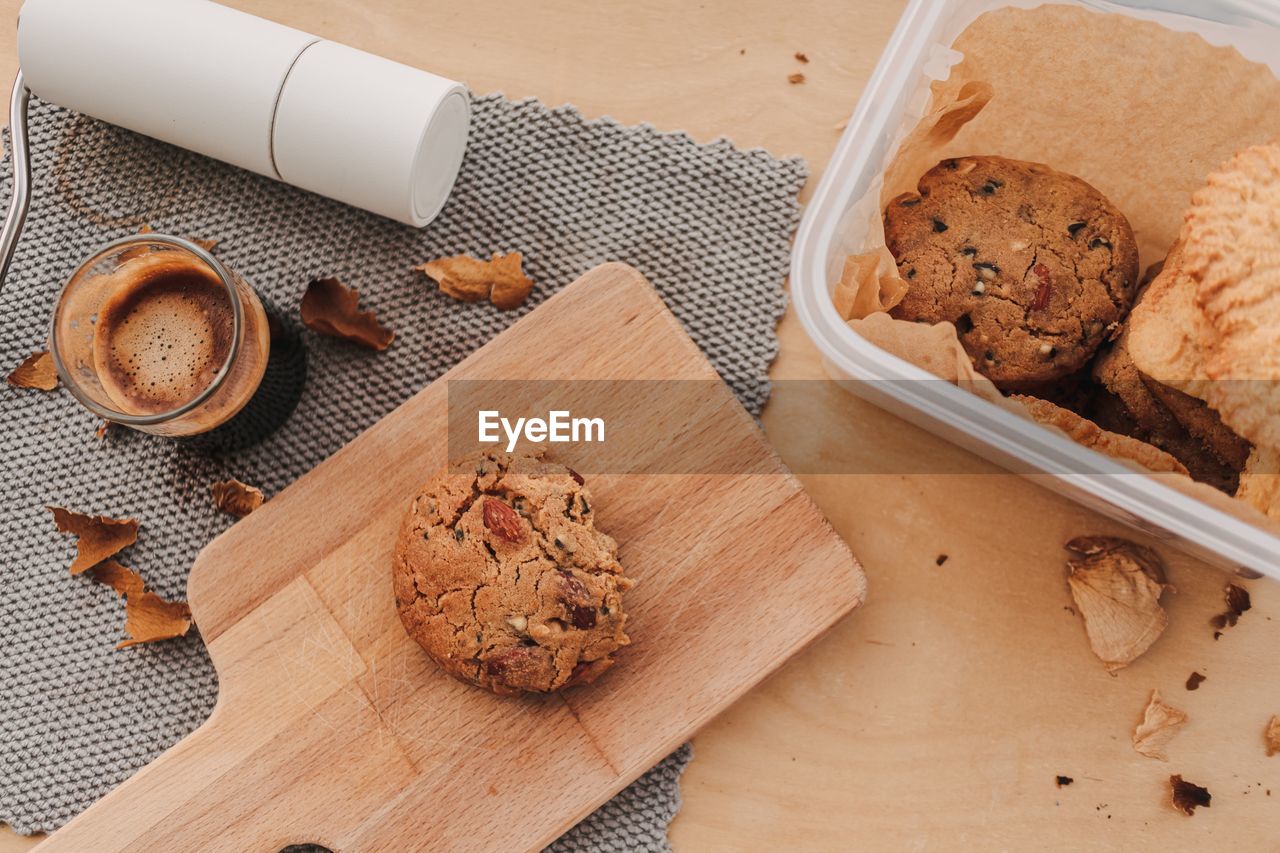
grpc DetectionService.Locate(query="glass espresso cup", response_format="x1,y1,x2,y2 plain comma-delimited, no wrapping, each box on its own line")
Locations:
50,234,304,446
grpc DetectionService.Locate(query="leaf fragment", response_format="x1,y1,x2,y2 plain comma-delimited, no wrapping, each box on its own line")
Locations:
415,252,534,311
116,592,192,648
48,506,139,574
300,277,394,350
788,72,806,85
210,479,265,517
1065,536,1169,672
85,559,192,648
1265,715,1280,757
1132,689,1188,760
90,559,145,598
8,351,58,391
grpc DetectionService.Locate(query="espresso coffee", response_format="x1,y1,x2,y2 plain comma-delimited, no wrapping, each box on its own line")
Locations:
92,255,235,415
54,237,304,446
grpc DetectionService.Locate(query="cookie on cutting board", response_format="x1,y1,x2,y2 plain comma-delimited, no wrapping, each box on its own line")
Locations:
393,450,633,696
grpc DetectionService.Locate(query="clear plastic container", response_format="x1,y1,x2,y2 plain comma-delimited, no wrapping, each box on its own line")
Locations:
791,0,1280,578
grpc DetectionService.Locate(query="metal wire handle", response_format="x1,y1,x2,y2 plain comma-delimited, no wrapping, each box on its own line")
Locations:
0,69,31,292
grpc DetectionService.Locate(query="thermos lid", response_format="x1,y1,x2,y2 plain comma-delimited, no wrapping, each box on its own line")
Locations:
272,41,470,227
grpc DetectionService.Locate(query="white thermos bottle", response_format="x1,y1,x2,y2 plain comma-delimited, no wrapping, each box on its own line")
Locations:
12,0,471,227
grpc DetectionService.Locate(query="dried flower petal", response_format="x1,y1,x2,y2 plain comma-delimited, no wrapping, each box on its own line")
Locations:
1265,715,1280,757
1170,775,1211,815
415,252,534,311
116,591,192,648
48,506,139,575
90,559,146,598
8,351,58,391
1065,537,1169,672
210,479,264,517
300,277,394,350
85,559,192,647
1210,583,1251,631
1132,689,1188,760
788,72,806,85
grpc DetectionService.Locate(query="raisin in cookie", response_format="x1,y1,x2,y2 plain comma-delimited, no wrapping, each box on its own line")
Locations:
885,156,1139,388
393,451,632,696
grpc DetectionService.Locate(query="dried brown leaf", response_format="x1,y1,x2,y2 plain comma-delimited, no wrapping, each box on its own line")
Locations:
8,351,58,391
1132,689,1188,760
85,559,192,648
48,506,139,575
90,559,145,598
415,252,534,311
1265,715,1280,757
300,277,394,350
210,479,264,517
1170,775,1211,815
788,72,806,85
1065,536,1169,672
117,591,192,648
794,51,809,63
1210,582,1251,630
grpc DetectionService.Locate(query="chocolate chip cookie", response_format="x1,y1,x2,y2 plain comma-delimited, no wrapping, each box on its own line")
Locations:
393,451,633,696
885,156,1139,388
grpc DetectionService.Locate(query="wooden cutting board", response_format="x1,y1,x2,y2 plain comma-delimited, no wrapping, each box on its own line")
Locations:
41,263,864,852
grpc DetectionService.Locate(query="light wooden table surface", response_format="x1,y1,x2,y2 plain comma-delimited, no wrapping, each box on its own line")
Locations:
4,1,1278,850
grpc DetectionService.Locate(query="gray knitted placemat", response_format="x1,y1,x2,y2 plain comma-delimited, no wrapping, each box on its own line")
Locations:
0,93,803,847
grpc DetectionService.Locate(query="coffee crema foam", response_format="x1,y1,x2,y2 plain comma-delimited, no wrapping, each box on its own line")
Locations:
92,255,235,416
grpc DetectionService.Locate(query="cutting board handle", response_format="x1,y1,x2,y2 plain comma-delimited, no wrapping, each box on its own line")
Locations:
39,699,346,852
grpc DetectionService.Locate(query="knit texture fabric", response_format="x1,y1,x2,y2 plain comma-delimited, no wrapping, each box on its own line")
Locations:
0,94,803,847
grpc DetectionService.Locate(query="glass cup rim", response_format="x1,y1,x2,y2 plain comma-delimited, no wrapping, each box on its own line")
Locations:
49,233,245,426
